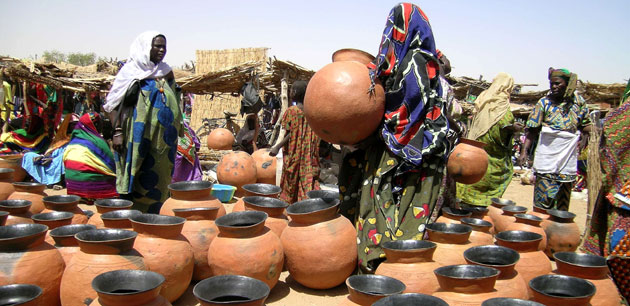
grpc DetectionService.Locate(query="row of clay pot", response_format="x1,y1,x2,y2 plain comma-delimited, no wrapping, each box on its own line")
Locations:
0,193,90,225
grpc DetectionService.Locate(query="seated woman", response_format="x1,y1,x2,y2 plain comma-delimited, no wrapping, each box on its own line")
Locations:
63,113,118,204
0,115,50,155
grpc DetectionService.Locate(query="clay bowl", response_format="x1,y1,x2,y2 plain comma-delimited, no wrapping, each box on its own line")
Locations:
214,211,267,237
0,284,43,305
372,293,449,306
242,196,288,215
461,218,492,231
441,207,472,220
434,265,500,293
92,269,165,305
529,274,595,305
306,190,340,203
495,230,542,244
241,184,282,198
130,214,186,231
462,206,489,218
546,209,577,222
553,252,608,279
345,275,406,305
502,205,528,215
286,198,340,224
31,211,74,226
0,199,32,214
42,195,81,209
463,245,520,275
193,274,270,306
94,199,134,212
0,223,48,251
0,211,8,226
482,297,544,306
169,180,213,192
75,229,138,253
425,223,472,244
101,210,142,229
381,240,437,261
491,198,516,207
50,224,97,245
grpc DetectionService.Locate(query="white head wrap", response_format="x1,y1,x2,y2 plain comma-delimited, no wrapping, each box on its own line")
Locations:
103,31,172,113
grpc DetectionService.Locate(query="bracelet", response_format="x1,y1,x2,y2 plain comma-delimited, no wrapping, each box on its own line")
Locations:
114,127,123,131
113,132,123,137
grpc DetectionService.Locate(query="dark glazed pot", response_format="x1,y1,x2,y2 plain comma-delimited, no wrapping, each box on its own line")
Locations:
529,274,596,306
49,224,96,265
425,223,473,266
494,231,551,286
193,275,270,306
0,168,15,201
31,211,74,245
0,283,43,306
8,182,47,214
462,205,494,233
494,205,527,233
42,195,87,224
433,264,502,304
89,199,134,228
488,198,515,225
243,196,289,237
306,189,340,202
101,210,142,229
0,199,33,225
460,218,493,246
436,207,472,225
464,245,528,300
506,214,547,251
89,269,169,306
371,293,449,306
161,181,225,217
375,240,441,294
0,211,7,226
233,183,282,212
541,209,581,257
482,297,544,306
339,275,405,306
173,207,220,281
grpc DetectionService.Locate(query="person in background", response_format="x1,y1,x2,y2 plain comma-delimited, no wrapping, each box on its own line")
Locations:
172,119,203,182
0,114,50,154
517,68,591,211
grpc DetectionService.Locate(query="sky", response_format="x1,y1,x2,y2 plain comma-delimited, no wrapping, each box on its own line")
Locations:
1,0,628,91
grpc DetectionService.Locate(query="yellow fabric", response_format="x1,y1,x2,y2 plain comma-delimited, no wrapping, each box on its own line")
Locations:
63,144,116,176
0,132,47,149
1,81,14,122
467,72,514,140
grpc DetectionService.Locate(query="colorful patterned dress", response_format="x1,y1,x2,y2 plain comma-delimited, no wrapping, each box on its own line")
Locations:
278,105,320,204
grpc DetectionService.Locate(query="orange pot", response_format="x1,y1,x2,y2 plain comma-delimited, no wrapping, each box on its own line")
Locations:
101,210,142,229
493,205,527,233
89,270,170,306
207,128,234,151
251,149,277,185
0,154,27,182
425,223,473,266
173,207,220,281
463,205,495,234
529,274,595,306
332,48,375,65
460,218,493,246
487,198,515,226
0,168,15,201
41,195,87,225
160,181,225,217
375,240,441,294
495,231,552,287
530,205,550,220
433,265,502,305
233,184,282,213
243,196,289,237
88,199,133,228
506,214,547,251
464,245,529,300
8,182,47,214
31,211,73,245
0,199,34,225
49,224,96,266
339,275,405,306
216,152,257,197
436,207,472,225
447,138,489,184
541,209,581,258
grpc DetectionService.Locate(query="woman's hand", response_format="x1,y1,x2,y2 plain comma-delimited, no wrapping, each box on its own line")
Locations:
112,129,124,152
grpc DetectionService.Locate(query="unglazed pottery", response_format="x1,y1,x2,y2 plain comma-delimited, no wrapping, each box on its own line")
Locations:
8,182,47,214
375,240,441,294
89,269,170,306
41,195,87,224
172,207,220,281
0,168,15,201
0,199,33,225
541,209,581,257
160,181,225,217
432,265,502,305
89,199,134,228
463,245,529,300
460,218,493,246
505,214,547,251
242,196,288,237
494,231,552,286
49,224,97,265
447,138,489,184
339,275,405,306
193,275,270,306
529,274,595,306
216,152,258,197
425,223,473,266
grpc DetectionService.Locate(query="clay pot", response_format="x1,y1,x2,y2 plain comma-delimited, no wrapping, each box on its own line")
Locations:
494,231,552,286
307,189,340,202
101,210,142,229
529,274,596,306
60,229,146,306
193,275,270,306
0,199,33,225
207,128,235,150
506,214,547,251
332,48,375,65
436,207,472,224
0,284,43,306
233,184,282,212
482,298,544,306
0,211,7,226
8,182,47,214
227,197,245,213
0,223,65,306
31,211,74,245
251,149,277,185
42,195,87,224
375,240,441,294
541,209,581,257
553,252,621,306
243,196,289,237
433,265,502,305
304,61,385,145
89,199,134,228
0,168,15,201
371,293,449,306
216,152,257,197
173,207,220,281
425,223,473,266
447,138,489,184
0,154,26,182
339,275,406,306
89,270,169,306
49,224,97,265
488,198,515,226
208,211,284,289
130,214,194,303
463,245,529,300
493,205,527,233
281,198,357,289
530,205,549,220
462,205,495,233
460,218,494,246
160,181,225,217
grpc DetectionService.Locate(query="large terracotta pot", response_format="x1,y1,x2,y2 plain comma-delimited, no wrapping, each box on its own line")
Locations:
493,205,527,233
304,60,385,145
530,205,549,220
60,229,146,306
0,154,26,182
0,168,15,201
208,211,284,289
371,293,449,306
447,138,489,184
49,224,96,265
216,152,257,197
506,214,547,251
0,284,43,306
233,184,282,212
0,224,65,306
31,211,74,245
251,149,277,185
339,275,406,306
0,199,33,225
89,270,170,306
207,128,234,151
160,181,225,217
425,223,473,266
130,214,194,303
281,198,357,289
89,199,134,228
529,274,595,306
494,231,552,286
42,195,87,224
482,298,544,306
553,252,622,306
173,207,220,281
436,207,472,224
193,275,270,306
243,196,289,237
432,265,502,305
8,182,47,214
541,209,581,257
332,48,375,65
375,240,441,294
462,205,495,234
488,198,515,226
101,210,142,229
229,197,246,213
460,218,493,246
464,245,529,300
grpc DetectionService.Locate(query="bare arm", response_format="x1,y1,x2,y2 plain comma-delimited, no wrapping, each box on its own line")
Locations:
269,134,289,156
517,127,539,167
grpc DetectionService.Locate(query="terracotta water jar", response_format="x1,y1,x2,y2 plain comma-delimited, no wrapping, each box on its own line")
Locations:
529,274,596,306
306,189,340,202
101,210,142,229
60,229,146,306
436,207,472,224
49,224,96,265
425,223,473,266
541,209,581,257
207,127,235,151
0,211,7,226
339,275,406,306
447,138,489,184
494,231,551,286
130,214,194,303
432,265,502,305
281,198,356,289
332,48,375,65
89,270,170,306
462,205,495,233
488,197,515,225
0,168,15,201
0,200,33,225
371,293,449,306
460,218,494,246
208,211,284,289
243,196,289,237
216,151,258,197
31,211,74,245
193,275,270,306
233,183,282,212
375,240,441,294
8,182,47,214
553,252,622,306
251,148,277,185
0,223,65,306
506,214,547,251
493,205,527,233
482,298,544,306
0,154,26,182
530,205,549,220
160,181,225,217
89,199,134,228
0,284,43,306
42,195,87,224
463,245,529,300
173,207,220,281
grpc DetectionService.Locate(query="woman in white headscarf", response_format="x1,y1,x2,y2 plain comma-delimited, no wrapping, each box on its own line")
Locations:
105,31,182,213
457,72,523,207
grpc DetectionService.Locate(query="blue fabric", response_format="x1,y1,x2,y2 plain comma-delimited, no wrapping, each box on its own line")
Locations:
21,145,67,185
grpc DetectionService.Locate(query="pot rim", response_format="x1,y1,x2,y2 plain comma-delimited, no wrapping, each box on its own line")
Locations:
306,189,340,200
0,284,42,304
42,194,81,204
94,199,134,209
434,264,500,280
243,196,289,209
50,224,97,238
0,199,32,209
31,211,74,221
546,209,576,221
553,252,607,268
242,183,282,195
425,222,472,235
442,207,472,217
346,275,406,297
460,217,492,228
101,210,142,220
501,205,528,213
372,293,449,306
168,180,213,192
0,223,48,241
172,207,220,212
490,197,515,206
129,213,186,226
75,228,137,243
528,274,596,299
481,297,544,306
381,240,437,251
494,230,543,243
193,275,270,304
12,182,45,187
463,245,520,268
286,198,340,215
214,211,267,228
514,214,542,222
92,269,165,296
0,168,15,174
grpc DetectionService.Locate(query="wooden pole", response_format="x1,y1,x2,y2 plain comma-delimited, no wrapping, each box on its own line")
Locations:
585,111,603,233
270,74,289,146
